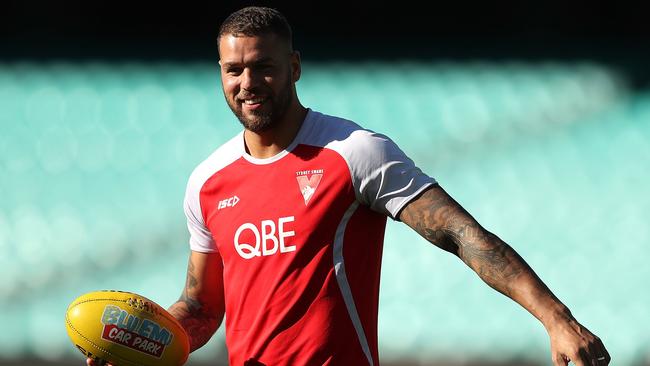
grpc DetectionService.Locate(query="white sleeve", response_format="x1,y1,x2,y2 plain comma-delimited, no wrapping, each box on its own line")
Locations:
183,174,218,253
343,130,436,219
181,132,245,253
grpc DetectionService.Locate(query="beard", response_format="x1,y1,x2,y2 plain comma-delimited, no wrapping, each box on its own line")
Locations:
226,74,293,133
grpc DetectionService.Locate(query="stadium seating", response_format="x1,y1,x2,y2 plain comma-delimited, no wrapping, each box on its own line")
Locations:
0,61,647,365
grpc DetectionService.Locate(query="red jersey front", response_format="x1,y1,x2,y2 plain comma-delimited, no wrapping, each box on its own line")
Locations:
184,110,435,365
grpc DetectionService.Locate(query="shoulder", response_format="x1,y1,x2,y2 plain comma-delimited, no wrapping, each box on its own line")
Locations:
186,132,244,193
304,111,435,218
302,110,394,156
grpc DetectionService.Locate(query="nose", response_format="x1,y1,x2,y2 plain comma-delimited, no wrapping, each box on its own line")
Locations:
240,68,260,92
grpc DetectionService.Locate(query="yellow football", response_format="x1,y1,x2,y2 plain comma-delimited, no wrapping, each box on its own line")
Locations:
65,290,190,366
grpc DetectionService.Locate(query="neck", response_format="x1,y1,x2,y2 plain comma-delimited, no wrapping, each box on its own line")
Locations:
244,104,308,159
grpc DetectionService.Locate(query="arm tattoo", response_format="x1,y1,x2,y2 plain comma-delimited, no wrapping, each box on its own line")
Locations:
401,185,571,328
401,186,534,298
168,257,221,351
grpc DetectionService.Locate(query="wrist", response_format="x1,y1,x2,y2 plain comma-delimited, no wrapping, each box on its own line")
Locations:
542,305,575,333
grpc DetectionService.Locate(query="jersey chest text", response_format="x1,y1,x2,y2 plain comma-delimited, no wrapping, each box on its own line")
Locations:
200,146,355,263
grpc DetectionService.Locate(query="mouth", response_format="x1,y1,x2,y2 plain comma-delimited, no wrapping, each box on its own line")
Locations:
239,96,268,110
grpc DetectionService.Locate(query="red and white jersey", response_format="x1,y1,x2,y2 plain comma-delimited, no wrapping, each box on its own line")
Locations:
184,109,435,366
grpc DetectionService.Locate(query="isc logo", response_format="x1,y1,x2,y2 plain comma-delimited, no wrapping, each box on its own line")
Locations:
218,195,240,210
234,216,296,259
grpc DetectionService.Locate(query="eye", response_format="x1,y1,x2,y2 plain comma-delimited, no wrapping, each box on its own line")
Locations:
225,66,243,76
254,64,274,73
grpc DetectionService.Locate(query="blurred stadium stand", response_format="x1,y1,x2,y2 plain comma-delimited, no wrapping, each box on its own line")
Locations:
2,1,649,365
1,60,649,365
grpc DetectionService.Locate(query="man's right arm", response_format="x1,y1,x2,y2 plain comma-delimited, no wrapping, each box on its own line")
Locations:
168,250,226,352
87,251,225,365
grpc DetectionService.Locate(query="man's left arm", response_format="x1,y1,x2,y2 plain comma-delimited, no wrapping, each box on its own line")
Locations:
399,184,610,366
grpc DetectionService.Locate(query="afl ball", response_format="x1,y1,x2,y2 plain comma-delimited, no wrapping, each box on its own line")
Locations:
65,290,190,366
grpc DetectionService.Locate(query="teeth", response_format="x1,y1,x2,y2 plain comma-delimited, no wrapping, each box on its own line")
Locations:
244,97,265,105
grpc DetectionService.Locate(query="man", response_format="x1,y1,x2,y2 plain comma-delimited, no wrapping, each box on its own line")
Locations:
89,6,610,366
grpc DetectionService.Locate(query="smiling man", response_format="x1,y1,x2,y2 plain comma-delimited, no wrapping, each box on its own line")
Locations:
88,6,610,366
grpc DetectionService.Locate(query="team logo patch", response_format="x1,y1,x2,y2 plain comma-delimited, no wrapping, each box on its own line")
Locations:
295,169,323,205
100,305,173,358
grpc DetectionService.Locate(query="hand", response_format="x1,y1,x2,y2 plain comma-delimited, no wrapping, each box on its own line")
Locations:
86,358,113,366
548,318,610,365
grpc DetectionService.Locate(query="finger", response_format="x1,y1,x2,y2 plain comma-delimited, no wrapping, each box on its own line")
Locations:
552,353,568,366
575,347,591,366
601,348,611,364
587,342,600,365
571,358,586,366
595,339,611,364
588,337,609,365
594,349,611,364
87,358,112,366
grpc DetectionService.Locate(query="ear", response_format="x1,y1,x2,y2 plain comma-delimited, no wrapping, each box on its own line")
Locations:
290,51,301,82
